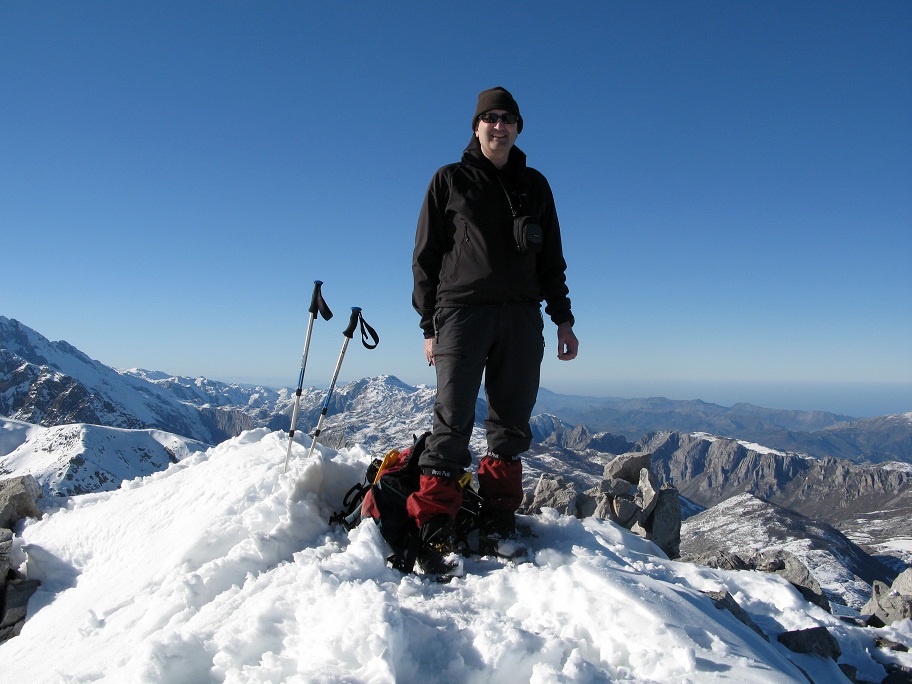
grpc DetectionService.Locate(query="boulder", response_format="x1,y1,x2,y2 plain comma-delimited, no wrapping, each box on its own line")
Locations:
703,590,767,640
635,467,659,518
0,577,41,641
0,475,43,529
777,626,841,661
882,665,912,683
862,580,912,627
593,495,614,521
575,489,600,519
611,496,640,528
603,452,652,485
891,568,912,597
0,528,12,593
648,487,681,559
750,549,831,613
683,550,752,572
527,475,577,516
600,478,634,497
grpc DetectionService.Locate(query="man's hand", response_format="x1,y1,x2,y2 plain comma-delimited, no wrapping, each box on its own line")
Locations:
424,337,435,366
557,322,578,361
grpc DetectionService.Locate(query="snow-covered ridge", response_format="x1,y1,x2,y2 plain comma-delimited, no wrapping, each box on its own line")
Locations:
0,418,207,497
693,432,785,456
691,432,815,460
5,429,906,682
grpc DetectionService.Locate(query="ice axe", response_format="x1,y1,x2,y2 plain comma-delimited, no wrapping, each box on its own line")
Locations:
283,280,333,473
303,307,379,462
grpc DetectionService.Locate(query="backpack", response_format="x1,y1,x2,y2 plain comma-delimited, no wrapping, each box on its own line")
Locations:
330,431,483,573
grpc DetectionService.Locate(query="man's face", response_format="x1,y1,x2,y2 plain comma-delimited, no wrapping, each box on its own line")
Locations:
475,109,519,160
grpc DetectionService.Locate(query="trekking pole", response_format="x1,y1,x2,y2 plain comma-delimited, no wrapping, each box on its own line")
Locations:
304,307,379,461
283,280,333,473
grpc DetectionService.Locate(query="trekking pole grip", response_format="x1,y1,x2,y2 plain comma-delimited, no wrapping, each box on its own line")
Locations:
343,307,361,339
342,307,380,349
309,280,333,320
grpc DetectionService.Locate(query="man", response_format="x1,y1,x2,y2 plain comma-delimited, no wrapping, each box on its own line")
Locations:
410,86,579,575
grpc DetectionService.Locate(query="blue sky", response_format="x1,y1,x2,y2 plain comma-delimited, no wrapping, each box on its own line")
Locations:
2,1,910,417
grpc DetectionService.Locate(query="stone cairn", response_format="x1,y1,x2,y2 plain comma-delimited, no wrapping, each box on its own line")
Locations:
1,474,43,642
522,451,681,559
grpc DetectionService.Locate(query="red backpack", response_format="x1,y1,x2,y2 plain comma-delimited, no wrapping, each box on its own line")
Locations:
331,432,482,572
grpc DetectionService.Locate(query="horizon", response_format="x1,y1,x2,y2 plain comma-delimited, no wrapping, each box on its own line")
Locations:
222,372,911,420
2,2,910,419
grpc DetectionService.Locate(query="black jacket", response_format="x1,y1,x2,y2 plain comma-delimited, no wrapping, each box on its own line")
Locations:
412,137,574,337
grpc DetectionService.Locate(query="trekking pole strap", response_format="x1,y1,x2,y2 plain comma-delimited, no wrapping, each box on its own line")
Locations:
343,307,380,349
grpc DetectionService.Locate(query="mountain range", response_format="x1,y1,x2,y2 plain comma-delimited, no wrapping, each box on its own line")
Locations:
4,315,909,462
3,314,912,613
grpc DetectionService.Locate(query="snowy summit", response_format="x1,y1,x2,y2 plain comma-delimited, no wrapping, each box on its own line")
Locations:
5,428,908,683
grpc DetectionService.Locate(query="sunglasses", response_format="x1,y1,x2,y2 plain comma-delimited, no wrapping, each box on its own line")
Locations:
478,112,520,125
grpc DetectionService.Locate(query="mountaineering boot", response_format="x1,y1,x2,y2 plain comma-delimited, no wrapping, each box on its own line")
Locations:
416,514,464,581
478,508,527,560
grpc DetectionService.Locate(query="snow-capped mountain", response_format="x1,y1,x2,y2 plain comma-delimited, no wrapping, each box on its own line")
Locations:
3,315,911,607
0,317,287,444
681,493,893,611
5,316,910,463
0,418,207,497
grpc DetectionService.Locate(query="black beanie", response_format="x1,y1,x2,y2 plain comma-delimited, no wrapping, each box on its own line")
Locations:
472,86,523,132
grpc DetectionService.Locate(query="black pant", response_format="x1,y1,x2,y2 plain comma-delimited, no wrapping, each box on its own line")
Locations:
420,304,545,472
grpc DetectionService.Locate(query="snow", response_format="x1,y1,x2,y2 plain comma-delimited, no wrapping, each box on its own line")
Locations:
3,429,910,683
692,432,799,459
0,419,208,496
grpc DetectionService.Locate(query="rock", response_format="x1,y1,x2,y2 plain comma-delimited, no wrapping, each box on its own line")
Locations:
0,475,43,529
777,626,841,660
603,452,652,485
891,568,912,597
612,497,639,528
862,580,912,627
576,489,599,519
682,547,831,612
635,467,659,517
683,550,752,571
750,549,831,613
0,577,41,642
837,663,858,683
601,478,634,497
593,496,613,520
527,475,577,515
882,665,912,683
648,487,681,559
875,636,909,652
702,590,767,640
0,528,12,596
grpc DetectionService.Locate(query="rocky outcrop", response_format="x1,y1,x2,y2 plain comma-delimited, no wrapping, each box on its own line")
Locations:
863,568,912,627
0,475,43,528
0,475,43,642
645,430,912,529
525,451,682,559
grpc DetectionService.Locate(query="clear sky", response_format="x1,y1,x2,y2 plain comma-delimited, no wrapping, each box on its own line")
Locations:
2,1,910,417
